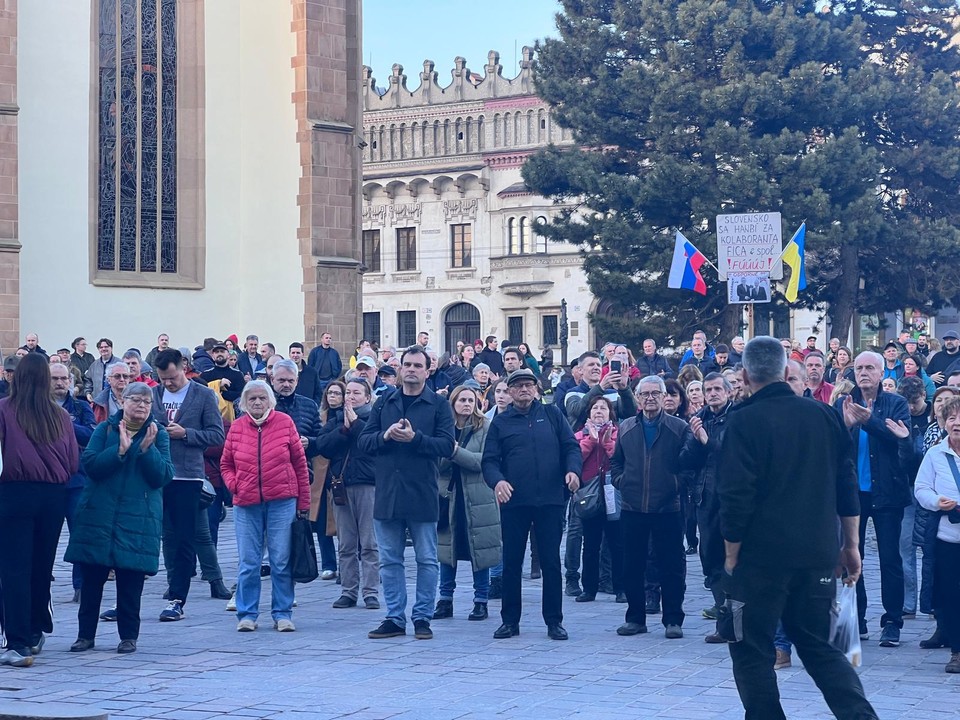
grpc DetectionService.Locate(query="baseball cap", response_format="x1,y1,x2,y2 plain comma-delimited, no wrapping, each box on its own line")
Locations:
377,365,396,377
356,355,377,369
3,356,18,371
212,341,228,351
943,331,960,340
883,341,899,350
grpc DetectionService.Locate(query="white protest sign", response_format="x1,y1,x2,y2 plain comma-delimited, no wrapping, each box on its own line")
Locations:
716,212,783,281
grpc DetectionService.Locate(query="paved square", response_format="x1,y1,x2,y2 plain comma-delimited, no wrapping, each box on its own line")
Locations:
1,520,955,719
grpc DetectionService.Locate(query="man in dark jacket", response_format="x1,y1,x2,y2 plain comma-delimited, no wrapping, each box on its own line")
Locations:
20,332,48,359
199,342,246,403
612,375,703,639
287,342,323,406
718,336,875,720
834,350,911,647
358,346,454,641
307,332,343,392
483,368,582,641
476,336,505,378
236,334,262,381
636,339,673,379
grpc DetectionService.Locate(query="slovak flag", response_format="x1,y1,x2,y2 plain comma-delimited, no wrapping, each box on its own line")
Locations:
667,231,708,296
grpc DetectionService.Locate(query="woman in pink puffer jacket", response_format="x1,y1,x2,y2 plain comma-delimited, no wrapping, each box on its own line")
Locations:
221,380,309,633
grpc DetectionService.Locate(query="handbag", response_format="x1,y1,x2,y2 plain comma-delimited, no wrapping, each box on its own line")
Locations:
199,479,217,509
330,451,349,507
572,474,605,520
290,516,319,583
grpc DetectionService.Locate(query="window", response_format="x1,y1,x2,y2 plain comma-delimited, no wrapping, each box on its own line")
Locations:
97,0,177,274
362,312,381,347
542,315,559,346
450,224,472,268
507,316,524,347
519,217,529,254
396,227,417,271
535,216,548,254
362,229,381,272
507,217,520,255
397,311,417,347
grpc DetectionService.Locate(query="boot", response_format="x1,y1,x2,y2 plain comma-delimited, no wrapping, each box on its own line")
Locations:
433,599,453,619
468,602,488,621
210,579,232,600
488,576,502,599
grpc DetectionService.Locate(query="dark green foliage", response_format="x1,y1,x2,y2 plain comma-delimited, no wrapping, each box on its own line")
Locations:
524,0,960,346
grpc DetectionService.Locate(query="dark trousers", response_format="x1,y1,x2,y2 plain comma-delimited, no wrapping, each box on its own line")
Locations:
728,564,878,720
312,489,338,573
165,499,224,584
934,539,960,653
581,515,623,595
856,492,904,629
77,564,146,642
682,491,698,549
500,504,564,626
564,500,583,582
65,485,84,590
622,510,685,627
162,481,200,604
698,489,726,607
0,483,66,653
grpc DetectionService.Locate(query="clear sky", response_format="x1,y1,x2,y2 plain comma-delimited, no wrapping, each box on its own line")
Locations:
362,0,561,89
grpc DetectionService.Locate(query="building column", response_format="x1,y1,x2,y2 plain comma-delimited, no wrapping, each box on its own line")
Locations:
0,0,18,354
291,0,362,357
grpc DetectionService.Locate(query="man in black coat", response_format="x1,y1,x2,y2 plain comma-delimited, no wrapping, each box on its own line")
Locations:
718,336,876,720
357,346,454,641
483,368,582,641
307,332,344,392
199,343,246,403
476,335,505,377
288,342,323,406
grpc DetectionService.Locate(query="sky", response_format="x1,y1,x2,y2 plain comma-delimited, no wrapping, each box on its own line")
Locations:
362,0,561,89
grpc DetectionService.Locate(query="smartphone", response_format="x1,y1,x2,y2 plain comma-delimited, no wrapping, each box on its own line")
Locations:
610,359,622,373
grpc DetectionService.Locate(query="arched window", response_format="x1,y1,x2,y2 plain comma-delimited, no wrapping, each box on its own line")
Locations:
519,217,529,254
507,217,520,255
534,216,548,254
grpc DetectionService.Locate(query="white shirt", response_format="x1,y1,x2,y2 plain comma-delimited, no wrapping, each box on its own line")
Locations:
162,384,190,424
915,438,960,544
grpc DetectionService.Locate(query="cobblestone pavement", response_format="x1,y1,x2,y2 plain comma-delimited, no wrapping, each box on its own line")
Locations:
0,519,955,719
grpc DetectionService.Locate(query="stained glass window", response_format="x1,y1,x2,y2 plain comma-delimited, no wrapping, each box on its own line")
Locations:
97,0,177,273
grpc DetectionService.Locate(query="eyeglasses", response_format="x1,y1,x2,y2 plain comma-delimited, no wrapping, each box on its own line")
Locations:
124,397,151,406
326,389,343,396
111,373,133,380
638,391,663,399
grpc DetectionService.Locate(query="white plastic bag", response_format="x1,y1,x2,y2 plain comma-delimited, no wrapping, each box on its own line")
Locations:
603,475,621,520
831,583,862,667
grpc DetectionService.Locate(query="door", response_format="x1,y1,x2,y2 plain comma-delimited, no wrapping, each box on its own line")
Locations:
444,302,481,355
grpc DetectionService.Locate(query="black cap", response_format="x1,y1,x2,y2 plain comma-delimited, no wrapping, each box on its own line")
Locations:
212,341,228,351
883,341,900,350
506,368,538,387
377,365,397,377
3,356,18,371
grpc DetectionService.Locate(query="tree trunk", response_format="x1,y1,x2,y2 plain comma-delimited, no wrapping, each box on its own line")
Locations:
829,244,860,345
720,304,742,342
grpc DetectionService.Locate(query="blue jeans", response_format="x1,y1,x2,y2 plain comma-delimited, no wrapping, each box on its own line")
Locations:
439,562,489,603
774,620,792,653
374,519,438,627
900,500,917,614
489,562,503,579
234,498,296,622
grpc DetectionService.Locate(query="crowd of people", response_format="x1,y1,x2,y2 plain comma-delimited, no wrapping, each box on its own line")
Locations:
0,326,958,716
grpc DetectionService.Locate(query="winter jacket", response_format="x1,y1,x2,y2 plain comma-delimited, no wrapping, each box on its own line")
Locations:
200,366,246,402
438,419,501,571
84,356,123,399
563,381,637,433
833,386,912,509
92,387,122,424
70,351,96,377
0,398,79,485
476,348,505,377
66,414,174,574
679,353,718,375
357,386,456,522
610,410,702,514
315,403,376,486
294,362,324,406
274,391,321,483
221,411,310,511
482,401,582,508
60,393,97,489
635,354,674,379
576,425,618,484
927,348,960,386
685,401,733,505
307,345,343,388
150,381,225,481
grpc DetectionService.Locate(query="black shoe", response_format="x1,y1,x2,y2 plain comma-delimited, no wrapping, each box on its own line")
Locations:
363,596,380,610
332,595,357,609
210,579,232,600
598,584,615,595
117,639,137,654
468,602,488,621
368,620,405,639
413,619,433,640
547,623,568,641
920,629,947,649
488,576,503,600
70,638,95,653
565,579,582,597
100,607,118,622
617,622,648,636
615,592,628,604
260,565,271,577
575,592,596,603
493,622,519,639
645,600,661,615
72,588,81,604
530,568,542,580
685,546,698,556
433,600,453,619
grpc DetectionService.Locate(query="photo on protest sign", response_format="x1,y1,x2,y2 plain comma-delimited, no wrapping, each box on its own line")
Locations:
728,273,771,304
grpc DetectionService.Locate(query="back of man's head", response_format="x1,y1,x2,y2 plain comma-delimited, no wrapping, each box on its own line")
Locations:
743,336,787,387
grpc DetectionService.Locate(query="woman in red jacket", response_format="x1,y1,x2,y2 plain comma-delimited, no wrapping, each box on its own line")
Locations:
221,381,309,633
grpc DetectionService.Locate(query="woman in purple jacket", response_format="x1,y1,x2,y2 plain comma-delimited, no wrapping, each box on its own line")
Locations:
0,353,79,667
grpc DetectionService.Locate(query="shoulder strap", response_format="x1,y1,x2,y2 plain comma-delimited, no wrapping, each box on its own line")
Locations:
945,453,960,495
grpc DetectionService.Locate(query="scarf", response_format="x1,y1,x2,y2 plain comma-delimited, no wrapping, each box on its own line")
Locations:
124,418,145,434
250,409,272,426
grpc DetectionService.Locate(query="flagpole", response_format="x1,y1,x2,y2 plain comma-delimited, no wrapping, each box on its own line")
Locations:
770,220,807,266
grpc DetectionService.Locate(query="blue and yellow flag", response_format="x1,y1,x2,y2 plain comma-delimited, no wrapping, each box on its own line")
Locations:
781,223,807,303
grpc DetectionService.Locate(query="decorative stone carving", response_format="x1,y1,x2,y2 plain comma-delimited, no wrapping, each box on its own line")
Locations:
443,198,478,222
362,204,387,226
389,203,422,225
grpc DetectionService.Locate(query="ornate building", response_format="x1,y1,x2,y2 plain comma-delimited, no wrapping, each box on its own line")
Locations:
360,49,595,357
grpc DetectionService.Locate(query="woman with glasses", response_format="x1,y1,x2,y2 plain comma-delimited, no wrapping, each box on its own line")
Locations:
65,383,174,655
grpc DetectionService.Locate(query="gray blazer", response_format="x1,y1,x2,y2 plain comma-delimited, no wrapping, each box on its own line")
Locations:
150,381,225,480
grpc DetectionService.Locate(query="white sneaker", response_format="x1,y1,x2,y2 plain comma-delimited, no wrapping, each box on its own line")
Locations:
225,593,236,612
274,619,296,632
320,570,337,581
236,619,257,632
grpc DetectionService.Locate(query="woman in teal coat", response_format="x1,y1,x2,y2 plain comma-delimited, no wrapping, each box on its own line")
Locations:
65,383,174,654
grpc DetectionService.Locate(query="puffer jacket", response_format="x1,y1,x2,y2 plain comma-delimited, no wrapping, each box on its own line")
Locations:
221,411,310,511
438,420,500,571
275,391,321,482
315,403,376,485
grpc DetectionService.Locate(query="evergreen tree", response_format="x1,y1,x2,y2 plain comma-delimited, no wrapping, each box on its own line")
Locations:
524,0,960,346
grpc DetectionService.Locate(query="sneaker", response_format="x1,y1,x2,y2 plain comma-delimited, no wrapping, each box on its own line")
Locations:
565,579,582,597
413,619,433,640
320,570,337,581
363,596,380,610
858,620,869,641
225,594,237,612
665,624,683,639
159,600,184,622
774,649,792,670
946,652,960,674
0,649,33,668
332,595,357,609
237,619,257,632
879,622,900,647
702,605,719,620
368,620,406,639
100,606,118,622
274,619,296,632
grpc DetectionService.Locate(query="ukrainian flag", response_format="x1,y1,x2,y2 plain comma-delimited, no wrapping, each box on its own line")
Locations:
782,223,807,303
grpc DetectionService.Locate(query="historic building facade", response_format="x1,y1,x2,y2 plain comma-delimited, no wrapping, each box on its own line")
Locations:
360,49,595,358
